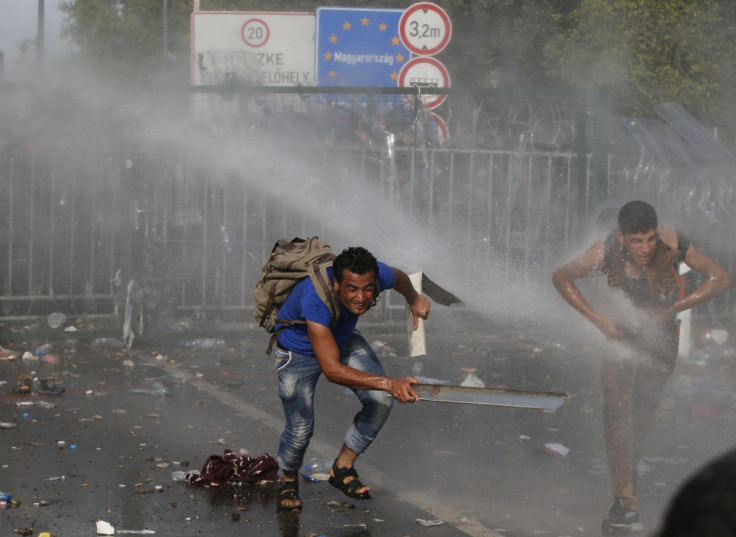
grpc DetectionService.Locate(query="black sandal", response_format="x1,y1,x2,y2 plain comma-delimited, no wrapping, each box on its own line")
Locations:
328,463,371,499
277,480,302,510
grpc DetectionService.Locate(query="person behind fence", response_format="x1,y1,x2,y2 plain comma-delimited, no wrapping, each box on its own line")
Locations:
551,200,731,532
273,246,430,510
656,447,736,537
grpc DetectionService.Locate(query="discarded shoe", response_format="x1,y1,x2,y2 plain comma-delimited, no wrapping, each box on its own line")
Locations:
37,377,65,395
0,346,18,360
12,373,33,395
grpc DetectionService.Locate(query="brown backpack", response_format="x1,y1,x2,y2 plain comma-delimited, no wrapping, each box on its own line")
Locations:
253,237,340,354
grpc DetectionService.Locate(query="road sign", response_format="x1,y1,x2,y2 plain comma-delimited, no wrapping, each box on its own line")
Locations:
398,2,452,56
191,12,315,87
241,18,270,48
427,111,449,147
316,7,411,87
397,56,450,109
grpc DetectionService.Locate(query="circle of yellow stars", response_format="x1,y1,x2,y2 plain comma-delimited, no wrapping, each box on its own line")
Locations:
322,16,406,80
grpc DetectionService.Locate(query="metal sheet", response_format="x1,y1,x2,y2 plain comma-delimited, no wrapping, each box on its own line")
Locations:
414,384,569,411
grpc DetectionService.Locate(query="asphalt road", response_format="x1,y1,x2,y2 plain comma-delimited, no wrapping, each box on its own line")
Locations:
1,319,735,537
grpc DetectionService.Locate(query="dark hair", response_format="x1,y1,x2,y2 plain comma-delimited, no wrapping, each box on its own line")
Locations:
333,247,379,283
618,200,658,235
657,448,736,537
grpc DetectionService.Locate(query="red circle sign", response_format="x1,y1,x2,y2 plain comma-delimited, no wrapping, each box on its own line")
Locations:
241,18,270,48
427,111,449,147
397,56,450,109
399,2,452,56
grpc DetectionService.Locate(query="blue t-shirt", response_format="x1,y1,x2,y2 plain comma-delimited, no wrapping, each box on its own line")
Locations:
275,262,395,356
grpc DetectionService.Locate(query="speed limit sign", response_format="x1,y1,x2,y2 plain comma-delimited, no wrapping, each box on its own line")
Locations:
241,18,270,48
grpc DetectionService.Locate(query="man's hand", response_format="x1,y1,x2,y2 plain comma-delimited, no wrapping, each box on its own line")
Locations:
593,314,628,340
386,376,420,403
409,295,431,330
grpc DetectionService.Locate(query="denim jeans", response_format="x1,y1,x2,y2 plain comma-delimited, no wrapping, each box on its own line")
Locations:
275,332,393,472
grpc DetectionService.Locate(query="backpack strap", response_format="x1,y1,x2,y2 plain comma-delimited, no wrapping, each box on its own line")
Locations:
310,264,340,326
266,265,340,356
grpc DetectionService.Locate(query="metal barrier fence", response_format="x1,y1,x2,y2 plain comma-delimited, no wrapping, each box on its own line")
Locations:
0,85,733,327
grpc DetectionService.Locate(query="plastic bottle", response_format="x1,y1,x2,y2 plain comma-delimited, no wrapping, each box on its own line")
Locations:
0,492,18,509
171,470,189,482
130,381,169,396
35,343,53,356
177,339,226,349
300,459,334,482
91,338,121,347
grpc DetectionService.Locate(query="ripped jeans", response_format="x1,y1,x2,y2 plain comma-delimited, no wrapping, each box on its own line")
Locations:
275,332,393,472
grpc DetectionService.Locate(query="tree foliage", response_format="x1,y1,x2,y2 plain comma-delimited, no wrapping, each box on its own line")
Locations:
545,0,736,126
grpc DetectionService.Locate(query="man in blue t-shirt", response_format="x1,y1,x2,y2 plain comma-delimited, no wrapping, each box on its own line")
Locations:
273,246,431,510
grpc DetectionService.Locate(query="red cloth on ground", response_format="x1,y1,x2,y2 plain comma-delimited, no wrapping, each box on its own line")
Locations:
187,449,279,485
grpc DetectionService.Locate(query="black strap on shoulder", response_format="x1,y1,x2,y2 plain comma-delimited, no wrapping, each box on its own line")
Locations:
676,232,690,263
601,232,617,274
309,266,340,327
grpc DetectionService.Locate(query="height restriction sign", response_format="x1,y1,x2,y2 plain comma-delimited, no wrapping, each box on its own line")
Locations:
398,2,452,56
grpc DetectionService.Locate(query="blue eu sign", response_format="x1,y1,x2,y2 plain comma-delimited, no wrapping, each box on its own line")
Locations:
316,7,411,87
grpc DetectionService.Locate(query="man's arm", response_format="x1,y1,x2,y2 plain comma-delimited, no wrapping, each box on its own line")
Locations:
307,321,419,403
552,240,626,339
647,229,732,323
391,267,431,330
671,241,732,314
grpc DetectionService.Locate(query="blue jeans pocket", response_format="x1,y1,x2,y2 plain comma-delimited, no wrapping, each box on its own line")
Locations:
274,349,292,371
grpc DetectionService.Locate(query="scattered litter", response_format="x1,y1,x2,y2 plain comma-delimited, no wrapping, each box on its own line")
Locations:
16,400,55,408
47,312,66,329
92,338,121,347
123,359,135,367
35,344,53,356
21,352,36,361
0,422,17,429
0,346,19,360
187,449,278,485
12,373,32,395
416,518,445,526
117,531,156,535
33,500,55,507
519,435,531,440
96,520,115,535
41,354,59,365
12,529,33,536
130,382,169,396
64,326,78,332
301,459,334,482
171,471,194,482
543,443,570,456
